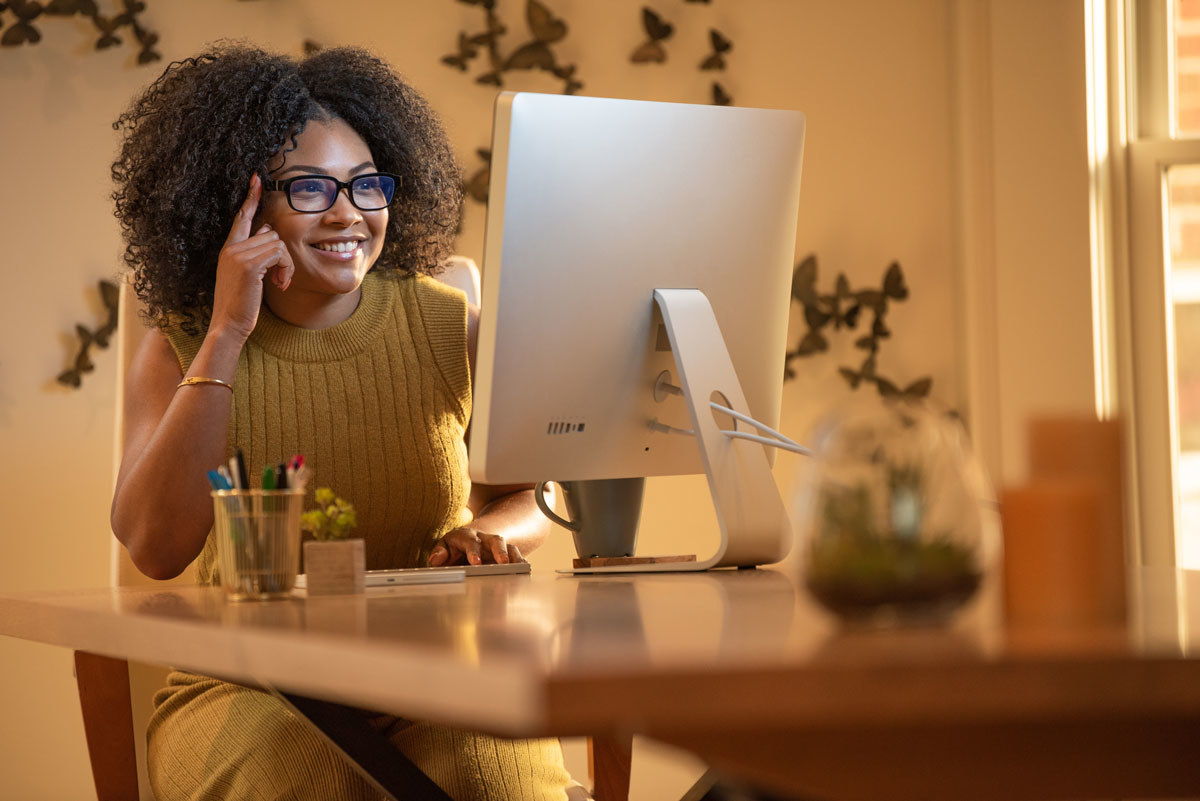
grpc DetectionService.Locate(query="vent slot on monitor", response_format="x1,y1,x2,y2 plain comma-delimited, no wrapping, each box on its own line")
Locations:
546,419,587,435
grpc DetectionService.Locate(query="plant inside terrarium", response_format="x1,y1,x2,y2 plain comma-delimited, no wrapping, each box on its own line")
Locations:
805,460,982,621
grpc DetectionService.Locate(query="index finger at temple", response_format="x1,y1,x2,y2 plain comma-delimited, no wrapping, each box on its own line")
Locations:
225,173,262,247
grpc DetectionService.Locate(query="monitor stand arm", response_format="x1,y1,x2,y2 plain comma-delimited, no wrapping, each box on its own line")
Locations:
566,288,793,574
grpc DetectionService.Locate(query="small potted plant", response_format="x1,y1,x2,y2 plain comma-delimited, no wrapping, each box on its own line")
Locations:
301,488,364,595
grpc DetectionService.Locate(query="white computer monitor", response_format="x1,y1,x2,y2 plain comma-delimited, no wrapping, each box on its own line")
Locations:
470,92,806,572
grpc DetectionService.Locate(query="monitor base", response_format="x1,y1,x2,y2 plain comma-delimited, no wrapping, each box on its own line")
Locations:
571,554,696,569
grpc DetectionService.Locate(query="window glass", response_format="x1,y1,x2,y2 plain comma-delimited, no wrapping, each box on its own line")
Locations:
1175,0,1200,135
1166,164,1200,566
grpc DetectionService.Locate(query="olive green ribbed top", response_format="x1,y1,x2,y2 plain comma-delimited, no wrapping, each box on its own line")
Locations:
163,271,473,583
152,273,577,801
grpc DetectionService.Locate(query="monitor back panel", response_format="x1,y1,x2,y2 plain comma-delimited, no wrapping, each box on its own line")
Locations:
472,92,806,484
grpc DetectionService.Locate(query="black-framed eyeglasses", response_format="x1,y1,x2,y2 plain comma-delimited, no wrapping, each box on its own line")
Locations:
265,172,401,213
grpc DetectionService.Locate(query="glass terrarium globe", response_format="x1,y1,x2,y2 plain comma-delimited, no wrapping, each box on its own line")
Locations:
792,398,999,625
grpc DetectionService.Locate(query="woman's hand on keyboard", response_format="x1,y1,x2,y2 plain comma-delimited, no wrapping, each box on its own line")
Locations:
429,527,525,566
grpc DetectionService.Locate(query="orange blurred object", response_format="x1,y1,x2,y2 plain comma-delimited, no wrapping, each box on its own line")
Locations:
1000,417,1127,629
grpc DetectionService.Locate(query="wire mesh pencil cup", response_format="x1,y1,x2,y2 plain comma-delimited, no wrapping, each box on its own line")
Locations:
211,489,305,601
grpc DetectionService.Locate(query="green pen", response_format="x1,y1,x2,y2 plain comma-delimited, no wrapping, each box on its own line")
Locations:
261,465,276,490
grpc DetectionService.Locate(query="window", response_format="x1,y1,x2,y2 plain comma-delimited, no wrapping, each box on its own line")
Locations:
1124,0,1200,566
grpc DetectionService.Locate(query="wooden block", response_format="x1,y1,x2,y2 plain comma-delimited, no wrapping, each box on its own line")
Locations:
303,539,366,596
573,554,696,569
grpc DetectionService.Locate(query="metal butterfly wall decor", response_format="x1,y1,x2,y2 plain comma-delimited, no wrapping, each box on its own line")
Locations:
57,279,120,390
0,0,161,63
628,5,736,106
441,0,583,95
785,254,933,401
631,7,673,64
699,28,731,70
463,148,491,204
447,0,738,207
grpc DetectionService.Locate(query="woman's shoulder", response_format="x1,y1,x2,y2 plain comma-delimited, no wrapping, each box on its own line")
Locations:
386,270,469,306
385,270,470,327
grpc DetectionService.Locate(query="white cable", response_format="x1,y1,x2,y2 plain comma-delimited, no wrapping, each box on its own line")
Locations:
650,415,812,455
709,401,808,452
723,430,813,455
652,381,814,455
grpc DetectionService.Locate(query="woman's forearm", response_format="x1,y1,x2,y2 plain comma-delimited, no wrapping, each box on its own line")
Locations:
470,488,552,556
111,329,243,579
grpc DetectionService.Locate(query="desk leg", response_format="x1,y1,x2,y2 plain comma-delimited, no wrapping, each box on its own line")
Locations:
273,690,453,801
74,651,138,801
589,734,633,801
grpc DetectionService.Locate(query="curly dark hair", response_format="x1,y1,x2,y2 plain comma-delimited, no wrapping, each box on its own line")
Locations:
112,42,463,332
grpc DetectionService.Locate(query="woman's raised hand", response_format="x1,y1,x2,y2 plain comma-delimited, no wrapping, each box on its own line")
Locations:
210,174,295,342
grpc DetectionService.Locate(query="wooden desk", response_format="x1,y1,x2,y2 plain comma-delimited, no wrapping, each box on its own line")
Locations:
3,567,1200,801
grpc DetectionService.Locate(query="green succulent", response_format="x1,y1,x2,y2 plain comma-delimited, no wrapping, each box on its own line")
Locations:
301,488,358,541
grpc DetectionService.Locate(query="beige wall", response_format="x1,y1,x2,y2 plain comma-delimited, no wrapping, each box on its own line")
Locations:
0,1,1093,798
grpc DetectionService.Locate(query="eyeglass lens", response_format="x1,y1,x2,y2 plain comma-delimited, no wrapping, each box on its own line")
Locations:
289,175,395,212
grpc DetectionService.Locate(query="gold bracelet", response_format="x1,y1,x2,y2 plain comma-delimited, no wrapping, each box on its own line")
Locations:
177,376,234,393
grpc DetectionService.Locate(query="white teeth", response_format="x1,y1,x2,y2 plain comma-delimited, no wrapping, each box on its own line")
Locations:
314,241,361,253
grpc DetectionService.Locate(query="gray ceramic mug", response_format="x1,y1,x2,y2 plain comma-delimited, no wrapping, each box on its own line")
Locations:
534,478,645,559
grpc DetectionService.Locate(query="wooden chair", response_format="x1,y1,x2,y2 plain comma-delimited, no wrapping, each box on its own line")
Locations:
74,258,632,801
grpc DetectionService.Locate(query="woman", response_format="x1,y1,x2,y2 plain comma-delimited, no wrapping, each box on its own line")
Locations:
110,42,574,800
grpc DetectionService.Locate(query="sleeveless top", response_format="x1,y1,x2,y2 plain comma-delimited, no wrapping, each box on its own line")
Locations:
162,271,473,583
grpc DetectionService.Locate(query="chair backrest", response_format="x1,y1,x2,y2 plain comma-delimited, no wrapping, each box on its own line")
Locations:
439,254,481,306
107,257,482,799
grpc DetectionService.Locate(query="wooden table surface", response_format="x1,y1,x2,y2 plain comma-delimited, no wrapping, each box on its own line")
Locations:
3,566,1200,800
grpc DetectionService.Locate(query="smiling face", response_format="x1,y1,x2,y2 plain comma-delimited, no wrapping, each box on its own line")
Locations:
258,117,388,301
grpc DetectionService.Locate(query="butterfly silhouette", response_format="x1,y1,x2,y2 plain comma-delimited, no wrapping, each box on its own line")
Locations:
92,14,122,49
631,7,673,64
442,32,479,71
786,254,931,398
505,41,554,71
552,63,583,95
464,149,492,204
711,81,732,106
57,325,95,389
875,376,933,401
1,0,43,47
134,27,160,63
56,280,120,389
700,28,732,70
95,280,119,347
527,0,567,43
